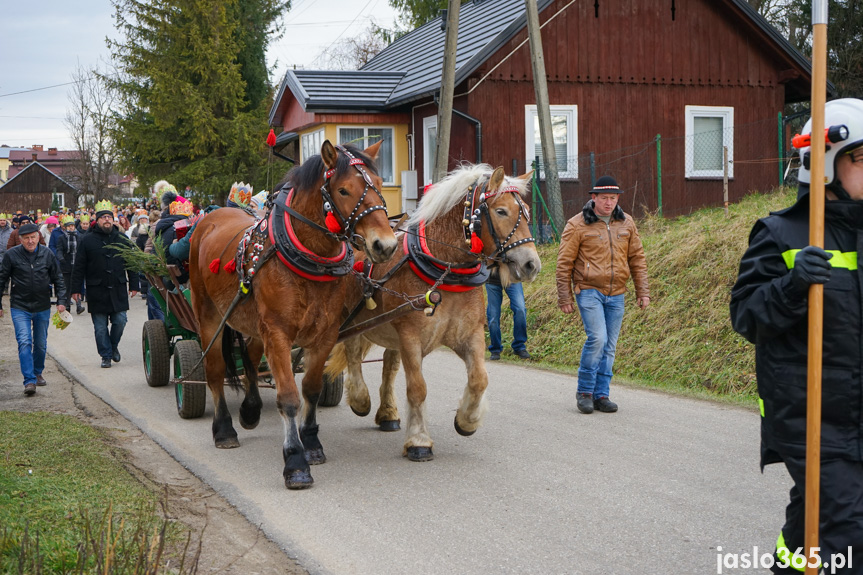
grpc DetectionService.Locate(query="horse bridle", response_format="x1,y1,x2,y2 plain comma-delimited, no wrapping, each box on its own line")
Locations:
321,145,388,248
463,177,535,263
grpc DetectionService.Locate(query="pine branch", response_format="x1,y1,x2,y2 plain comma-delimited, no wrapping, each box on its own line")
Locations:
107,236,169,277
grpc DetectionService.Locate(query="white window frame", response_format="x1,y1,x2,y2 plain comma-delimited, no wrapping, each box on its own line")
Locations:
301,128,324,163
53,193,64,208
524,104,578,180
337,125,396,185
685,105,734,179
422,116,437,185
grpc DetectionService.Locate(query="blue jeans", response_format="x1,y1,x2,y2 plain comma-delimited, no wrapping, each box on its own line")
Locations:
486,283,527,353
575,289,625,398
146,290,164,321
91,311,127,359
11,308,50,385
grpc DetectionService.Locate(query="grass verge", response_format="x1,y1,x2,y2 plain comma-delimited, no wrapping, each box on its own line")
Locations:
0,411,199,574
496,186,799,408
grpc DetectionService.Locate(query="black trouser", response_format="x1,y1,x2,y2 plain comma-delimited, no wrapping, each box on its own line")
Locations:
771,455,863,574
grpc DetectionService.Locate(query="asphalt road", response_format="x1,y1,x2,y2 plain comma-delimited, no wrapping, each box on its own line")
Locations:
46,297,791,575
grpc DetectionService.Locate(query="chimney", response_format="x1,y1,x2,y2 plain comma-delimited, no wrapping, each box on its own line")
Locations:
32,145,43,152
31,153,38,162
48,148,57,155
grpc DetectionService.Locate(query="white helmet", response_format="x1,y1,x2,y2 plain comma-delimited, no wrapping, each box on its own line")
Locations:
798,98,863,195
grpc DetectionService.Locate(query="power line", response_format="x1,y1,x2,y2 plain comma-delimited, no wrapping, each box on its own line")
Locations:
0,81,79,99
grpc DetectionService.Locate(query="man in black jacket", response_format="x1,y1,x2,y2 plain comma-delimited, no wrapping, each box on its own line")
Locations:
70,201,139,369
0,223,68,395
731,99,863,573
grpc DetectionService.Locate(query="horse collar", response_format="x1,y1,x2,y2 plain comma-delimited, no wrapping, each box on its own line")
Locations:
404,221,489,292
269,188,354,281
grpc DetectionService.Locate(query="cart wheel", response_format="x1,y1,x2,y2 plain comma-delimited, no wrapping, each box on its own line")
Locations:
142,320,170,388
318,371,344,407
174,339,207,419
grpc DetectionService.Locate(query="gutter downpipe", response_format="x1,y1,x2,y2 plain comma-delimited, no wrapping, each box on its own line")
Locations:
434,91,482,163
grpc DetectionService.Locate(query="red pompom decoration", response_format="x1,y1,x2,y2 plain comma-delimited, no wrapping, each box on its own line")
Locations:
353,261,365,273
223,259,237,274
209,258,221,274
470,233,484,254
325,211,342,233
266,128,277,147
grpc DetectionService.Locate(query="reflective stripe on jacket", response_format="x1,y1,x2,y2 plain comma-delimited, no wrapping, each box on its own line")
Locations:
730,194,863,466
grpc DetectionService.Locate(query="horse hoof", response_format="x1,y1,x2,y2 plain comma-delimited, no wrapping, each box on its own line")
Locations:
305,448,327,465
454,416,477,437
405,446,434,462
284,470,314,490
239,416,260,430
378,420,401,432
215,436,240,449
350,404,371,417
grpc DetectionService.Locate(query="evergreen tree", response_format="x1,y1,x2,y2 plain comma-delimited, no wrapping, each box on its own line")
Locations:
107,0,289,204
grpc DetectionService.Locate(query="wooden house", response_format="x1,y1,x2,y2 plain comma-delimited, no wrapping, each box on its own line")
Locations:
0,162,78,214
270,0,825,218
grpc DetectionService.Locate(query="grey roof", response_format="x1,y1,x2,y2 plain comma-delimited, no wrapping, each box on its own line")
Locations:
280,70,406,113
0,147,31,160
361,0,555,106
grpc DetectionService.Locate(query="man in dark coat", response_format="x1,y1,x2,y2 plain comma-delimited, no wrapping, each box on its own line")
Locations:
56,214,86,315
731,99,863,572
70,200,140,368
0,223,68,395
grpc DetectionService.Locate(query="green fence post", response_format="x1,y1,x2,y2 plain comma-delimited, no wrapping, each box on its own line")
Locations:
778,111,784,186
531,160,560,242
655,134,662,217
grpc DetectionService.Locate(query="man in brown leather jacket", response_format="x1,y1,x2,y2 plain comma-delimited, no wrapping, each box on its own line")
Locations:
556,176,650,414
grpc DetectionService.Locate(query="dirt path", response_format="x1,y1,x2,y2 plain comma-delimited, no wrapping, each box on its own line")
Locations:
0,296,307,575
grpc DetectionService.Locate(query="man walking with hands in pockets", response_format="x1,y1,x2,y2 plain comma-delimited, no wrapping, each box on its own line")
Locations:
556,176,650,414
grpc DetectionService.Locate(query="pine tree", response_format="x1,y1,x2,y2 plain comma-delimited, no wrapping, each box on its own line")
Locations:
107,0,289,204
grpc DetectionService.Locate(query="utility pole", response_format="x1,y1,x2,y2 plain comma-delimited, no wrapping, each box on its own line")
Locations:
434,0,461,183
524,0,564,231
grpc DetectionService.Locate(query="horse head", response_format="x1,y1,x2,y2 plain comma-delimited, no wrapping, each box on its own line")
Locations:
320,140,398,263
478,167,542,286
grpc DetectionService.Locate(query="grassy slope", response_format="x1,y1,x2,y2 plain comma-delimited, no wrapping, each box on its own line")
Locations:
499,186,798,406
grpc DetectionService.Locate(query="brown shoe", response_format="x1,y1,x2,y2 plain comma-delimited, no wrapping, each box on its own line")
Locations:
24,383,36,396
35,374,47,386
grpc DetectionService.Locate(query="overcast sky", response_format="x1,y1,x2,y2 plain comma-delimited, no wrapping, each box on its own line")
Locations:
0,0,399,150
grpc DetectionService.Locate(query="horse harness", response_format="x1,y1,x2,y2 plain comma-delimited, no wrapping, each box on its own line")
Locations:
340,176,536,332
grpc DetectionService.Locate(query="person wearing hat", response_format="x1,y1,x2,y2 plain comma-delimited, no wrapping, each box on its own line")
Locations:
56,214,85,315
70,200,140,369
6,214,46,251
77,213,91,234
0,213,12,262
555,175,650,414
731,99,863,571
0,222,68,395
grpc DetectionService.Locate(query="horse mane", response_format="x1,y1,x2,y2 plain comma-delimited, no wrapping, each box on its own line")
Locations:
278,144,379,193
407,163,530,226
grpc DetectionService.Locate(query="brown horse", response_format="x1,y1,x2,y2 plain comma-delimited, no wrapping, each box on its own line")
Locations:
327,164,541,461
188,140,398,489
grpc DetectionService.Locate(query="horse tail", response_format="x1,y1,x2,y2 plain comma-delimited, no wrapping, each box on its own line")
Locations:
221,326,250,391
325,338,374,377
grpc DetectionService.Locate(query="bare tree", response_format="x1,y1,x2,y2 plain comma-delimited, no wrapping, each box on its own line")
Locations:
65,63,118,205
313,24,389,70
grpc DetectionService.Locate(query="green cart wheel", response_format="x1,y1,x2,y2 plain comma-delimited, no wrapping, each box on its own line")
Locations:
174,339,207,419
142,320,170,388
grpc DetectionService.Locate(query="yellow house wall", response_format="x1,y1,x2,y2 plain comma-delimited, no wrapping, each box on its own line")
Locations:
298,123,409,213
0,158,11,182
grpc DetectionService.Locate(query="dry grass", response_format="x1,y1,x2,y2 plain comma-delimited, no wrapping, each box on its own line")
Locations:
503,186,799,403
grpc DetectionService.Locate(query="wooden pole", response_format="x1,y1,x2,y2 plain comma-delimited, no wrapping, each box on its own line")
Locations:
433,0,460,184
524,0,564,232
805,2,827,573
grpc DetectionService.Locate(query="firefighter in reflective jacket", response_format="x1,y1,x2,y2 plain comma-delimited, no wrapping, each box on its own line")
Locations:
731,99,863,573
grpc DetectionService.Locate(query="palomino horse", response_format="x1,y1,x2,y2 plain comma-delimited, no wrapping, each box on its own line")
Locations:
188,140,398,488
327,164,541,461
